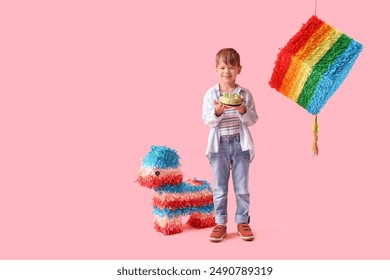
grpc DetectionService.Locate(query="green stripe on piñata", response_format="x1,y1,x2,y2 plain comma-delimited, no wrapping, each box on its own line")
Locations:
297,34,352,109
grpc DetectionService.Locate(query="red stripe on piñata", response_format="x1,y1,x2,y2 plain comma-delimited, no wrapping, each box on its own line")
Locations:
187,215,216,229
269,15,324,92
186,179,203,186
136,174,183,189
153,195,214,209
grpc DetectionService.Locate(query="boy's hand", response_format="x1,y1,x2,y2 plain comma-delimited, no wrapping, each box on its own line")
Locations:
235,96,246,115
235,103,246,115
214,99,226,117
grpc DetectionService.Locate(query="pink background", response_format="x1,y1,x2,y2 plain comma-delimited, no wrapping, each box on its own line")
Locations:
1,0,389,260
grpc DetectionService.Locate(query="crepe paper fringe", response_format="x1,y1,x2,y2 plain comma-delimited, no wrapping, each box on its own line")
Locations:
154,215,180,228
307,40,362,114
155,180,212,194
153,193,214,210
154,189,212,203
154,216,183,235
186,178,204,186
136,173,183,189
186,213,216,229
297,34,352,111
280,22,337,102
137,145,215,235
269,15,363,115
153,204,215,219
269,15,324,92
141,146,181,169
138,167,181,178
153,213,216,235
312,115,319,156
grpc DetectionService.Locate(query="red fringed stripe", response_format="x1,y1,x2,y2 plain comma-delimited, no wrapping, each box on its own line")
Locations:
283,16,324,55
136,174,183,189
153,195,214,209
269,50,293,92
186,179,203,186
269,16,324,91
187,216,216,229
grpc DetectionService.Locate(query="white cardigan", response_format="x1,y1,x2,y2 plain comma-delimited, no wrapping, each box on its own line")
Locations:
202,84,258,161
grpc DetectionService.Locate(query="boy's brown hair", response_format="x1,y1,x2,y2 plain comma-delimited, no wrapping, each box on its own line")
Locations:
215,48,241,67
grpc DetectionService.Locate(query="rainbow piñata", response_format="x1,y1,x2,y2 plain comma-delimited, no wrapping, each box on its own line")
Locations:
269,15,363,115
136,146,215,235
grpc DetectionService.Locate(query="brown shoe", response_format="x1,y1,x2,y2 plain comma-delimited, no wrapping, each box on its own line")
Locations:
237,224,254,241
209,225,227,242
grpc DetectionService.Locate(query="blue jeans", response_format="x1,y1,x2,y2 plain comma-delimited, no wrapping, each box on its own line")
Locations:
209,134,250,225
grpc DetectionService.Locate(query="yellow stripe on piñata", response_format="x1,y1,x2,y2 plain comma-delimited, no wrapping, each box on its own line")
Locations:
289,24,335,101
305,28,342,66
280,24,344,103
294,29,342,103
279,23,331,98
290,28,342,102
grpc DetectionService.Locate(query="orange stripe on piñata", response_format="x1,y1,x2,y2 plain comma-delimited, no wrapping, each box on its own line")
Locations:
292,28,342,102
269,16,324,92
286,23,334,101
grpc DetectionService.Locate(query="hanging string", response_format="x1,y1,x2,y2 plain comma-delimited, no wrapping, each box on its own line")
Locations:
312,0,319,156
312,115,319,156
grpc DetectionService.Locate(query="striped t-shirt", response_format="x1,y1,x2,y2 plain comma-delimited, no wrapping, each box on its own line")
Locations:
219,90,241,136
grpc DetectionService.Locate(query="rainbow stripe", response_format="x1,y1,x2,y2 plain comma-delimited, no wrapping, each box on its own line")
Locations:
269,15,363,115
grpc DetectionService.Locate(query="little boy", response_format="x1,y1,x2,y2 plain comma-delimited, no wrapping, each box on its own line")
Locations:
202,48,258,242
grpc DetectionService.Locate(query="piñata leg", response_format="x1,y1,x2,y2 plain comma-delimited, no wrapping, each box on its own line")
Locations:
187,212,216,229
154,214,183,235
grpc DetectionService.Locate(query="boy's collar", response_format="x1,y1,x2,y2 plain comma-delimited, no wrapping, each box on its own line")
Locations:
214,83,242,93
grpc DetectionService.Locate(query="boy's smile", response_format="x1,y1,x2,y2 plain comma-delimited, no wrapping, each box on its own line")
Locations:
216,59,241,87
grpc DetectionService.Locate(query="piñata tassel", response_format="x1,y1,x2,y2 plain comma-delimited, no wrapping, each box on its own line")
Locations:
312,115,319,156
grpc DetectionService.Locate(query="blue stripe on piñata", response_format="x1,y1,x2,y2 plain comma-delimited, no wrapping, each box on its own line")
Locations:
307,39,363,115
153,204,215,218
142,145,180,169
155,180,211,194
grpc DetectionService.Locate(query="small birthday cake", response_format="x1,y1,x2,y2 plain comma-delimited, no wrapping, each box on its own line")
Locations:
219,93,242,106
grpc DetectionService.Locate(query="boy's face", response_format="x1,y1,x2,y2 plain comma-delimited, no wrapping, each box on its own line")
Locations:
216,58,241,85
